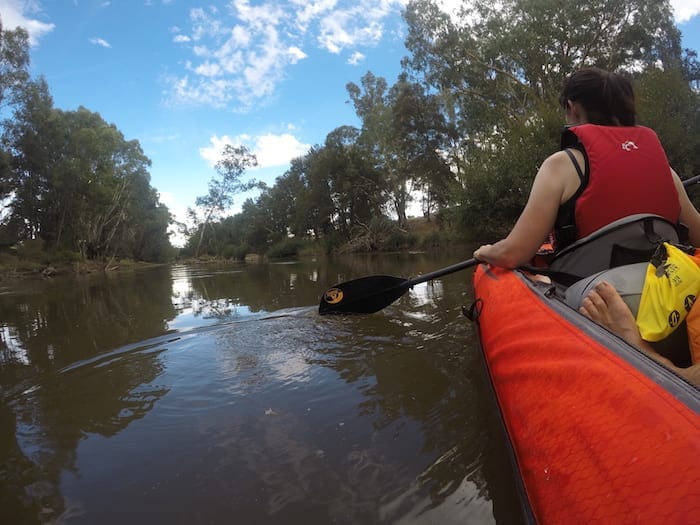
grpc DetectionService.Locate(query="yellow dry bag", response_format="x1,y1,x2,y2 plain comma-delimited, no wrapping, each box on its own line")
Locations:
636,242,700,342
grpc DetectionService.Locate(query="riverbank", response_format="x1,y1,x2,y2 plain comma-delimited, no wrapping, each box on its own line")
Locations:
0,253,164,281
0,217,462,280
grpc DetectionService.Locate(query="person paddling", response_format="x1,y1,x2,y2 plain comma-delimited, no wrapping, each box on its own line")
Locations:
473,67,700,267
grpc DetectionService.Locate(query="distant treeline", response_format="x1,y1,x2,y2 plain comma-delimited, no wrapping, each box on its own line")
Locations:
2,1,699,265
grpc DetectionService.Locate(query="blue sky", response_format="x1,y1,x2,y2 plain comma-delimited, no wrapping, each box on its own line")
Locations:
2,0,700,245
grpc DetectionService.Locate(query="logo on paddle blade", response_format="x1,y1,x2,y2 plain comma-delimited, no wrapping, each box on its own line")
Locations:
324,288,344,304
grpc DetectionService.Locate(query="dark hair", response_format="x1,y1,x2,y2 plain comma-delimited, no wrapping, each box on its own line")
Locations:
559,67,636,126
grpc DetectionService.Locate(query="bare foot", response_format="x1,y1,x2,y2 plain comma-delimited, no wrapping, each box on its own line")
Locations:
680,363,700,387
579,281,692,379
579,281,645,348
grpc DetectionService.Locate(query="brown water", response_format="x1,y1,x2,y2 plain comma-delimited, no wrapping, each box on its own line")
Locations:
0,253,524,524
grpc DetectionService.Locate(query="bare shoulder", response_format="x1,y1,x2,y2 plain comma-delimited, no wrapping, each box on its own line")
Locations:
535,150,582,201
542,149,582,168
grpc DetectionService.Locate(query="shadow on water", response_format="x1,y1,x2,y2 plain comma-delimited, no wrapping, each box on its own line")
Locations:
0,255,524,524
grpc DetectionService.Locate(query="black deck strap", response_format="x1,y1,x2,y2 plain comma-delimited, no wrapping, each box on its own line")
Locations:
643,217,663,244
677,222,689,244
518,265,582,287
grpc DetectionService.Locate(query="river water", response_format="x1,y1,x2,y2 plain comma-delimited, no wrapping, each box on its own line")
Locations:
0,253,524,524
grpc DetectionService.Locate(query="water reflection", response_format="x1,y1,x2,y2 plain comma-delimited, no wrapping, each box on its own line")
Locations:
0,269,177,523
0,255,523,524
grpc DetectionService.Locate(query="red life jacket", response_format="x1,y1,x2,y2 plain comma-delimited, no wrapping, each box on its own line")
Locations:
556,124,680,244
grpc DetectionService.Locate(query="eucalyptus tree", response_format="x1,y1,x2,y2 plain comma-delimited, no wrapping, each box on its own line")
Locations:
190,144,258,257
1,78,54,242
388,77,453,219
56,108,158,258
347,73,411,225
0,19,30,237
253,187,289,242
2,77,171,260
113,154,172,262
239,197,276,251
266,156,315,238
404,0,680,124
303,144,338,239
319,125,386,236
0,19,30,110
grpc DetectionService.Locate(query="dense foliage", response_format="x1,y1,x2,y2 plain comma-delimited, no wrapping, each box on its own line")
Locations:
0,21,174,264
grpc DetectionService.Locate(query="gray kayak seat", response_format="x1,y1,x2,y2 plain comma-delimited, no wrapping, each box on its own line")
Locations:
549,214,681,281
564,262,647,315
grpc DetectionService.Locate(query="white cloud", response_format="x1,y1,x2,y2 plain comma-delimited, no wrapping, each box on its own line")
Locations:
166,0,405,110
159,191,186,220
164,73,234,108
193,61,221,77
347,51,364,65
0,0,55,45
292,0,338,32
255,133,311,166
671,0,700,23
89,37,111,48
317,2,393,53
199,132,311,169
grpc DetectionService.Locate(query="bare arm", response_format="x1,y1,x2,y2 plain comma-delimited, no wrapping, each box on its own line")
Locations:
672,169,700,247
473,150,580,268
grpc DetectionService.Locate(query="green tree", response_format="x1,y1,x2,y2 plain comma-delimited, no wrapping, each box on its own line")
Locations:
347,73,411,225
272,158,314,237
2,78,56,242
303,145,335,239
388,77,453,220
321,125,385,236
636,66,700,179
2,79,172,261
0,17,31,245
0,18,30,110
190,144,258,257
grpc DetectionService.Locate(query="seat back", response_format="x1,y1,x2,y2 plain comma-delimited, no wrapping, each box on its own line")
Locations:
550,214,681,280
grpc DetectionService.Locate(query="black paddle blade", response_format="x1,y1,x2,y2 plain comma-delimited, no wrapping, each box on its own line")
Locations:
319,275,409,315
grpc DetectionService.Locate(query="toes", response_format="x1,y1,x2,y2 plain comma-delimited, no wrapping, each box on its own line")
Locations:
594,281,616,301
585,290,605,310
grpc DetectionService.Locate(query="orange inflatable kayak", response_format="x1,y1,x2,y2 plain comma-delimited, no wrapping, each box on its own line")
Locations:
471,264,700,524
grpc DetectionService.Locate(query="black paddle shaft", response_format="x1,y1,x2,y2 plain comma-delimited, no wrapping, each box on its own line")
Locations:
683,174,700,187
319,258,479,315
